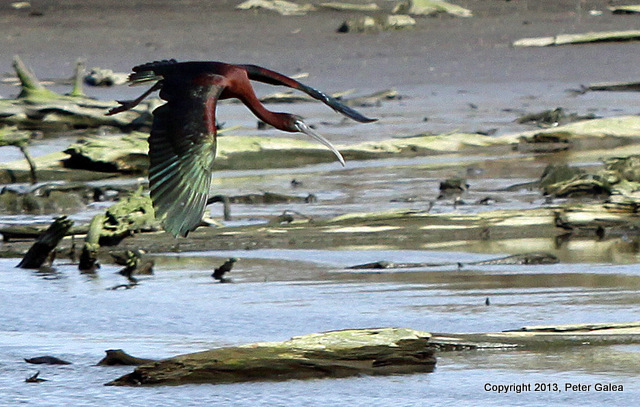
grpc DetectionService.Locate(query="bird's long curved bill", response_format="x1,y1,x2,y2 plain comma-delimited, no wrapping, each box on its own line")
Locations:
294,120,345,166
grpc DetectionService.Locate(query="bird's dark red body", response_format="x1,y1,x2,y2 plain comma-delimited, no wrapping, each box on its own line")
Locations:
108,59,375,237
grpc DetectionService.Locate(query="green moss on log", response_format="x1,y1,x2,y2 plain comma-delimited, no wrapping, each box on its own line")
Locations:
107,328,435,386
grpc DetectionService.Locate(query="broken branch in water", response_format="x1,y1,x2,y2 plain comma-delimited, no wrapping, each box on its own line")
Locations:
17,215,74,269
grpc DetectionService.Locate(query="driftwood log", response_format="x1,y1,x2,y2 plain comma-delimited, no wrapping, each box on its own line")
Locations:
17,216,73,268
107,328,435,386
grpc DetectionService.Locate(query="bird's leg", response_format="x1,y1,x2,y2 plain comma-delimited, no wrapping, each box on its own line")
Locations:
106,82,162,115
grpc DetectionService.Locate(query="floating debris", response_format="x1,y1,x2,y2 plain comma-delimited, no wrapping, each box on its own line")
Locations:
0,56,154,131
349,252,558,269
517,131,572,153
63,132,150,174
115,250,154,280
11,2,31,9
235,0,315,15
24,356,71,365
17,216,74,269
516,108,596,127
538,156,640,200
513,30,640,47
438,178,468,199
609,5,640,14
578,81,640,93
337,14,416,33
212,257,237,282
392,0,472,17
213,192,316,205
25,371,47,383
258,88,354,103
0,182,108,215
343,89,400,107
84,67,128,87
318,2,379,11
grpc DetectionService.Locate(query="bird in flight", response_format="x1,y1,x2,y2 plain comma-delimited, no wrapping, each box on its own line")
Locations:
107,60,376,237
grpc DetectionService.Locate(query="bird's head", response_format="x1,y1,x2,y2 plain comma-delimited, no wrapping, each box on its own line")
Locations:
284,115,345,167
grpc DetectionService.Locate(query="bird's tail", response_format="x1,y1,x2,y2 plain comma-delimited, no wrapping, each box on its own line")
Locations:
128,59,178,85
240,64,376,123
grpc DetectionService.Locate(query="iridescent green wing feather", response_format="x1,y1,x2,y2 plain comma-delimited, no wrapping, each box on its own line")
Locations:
149,80,223,237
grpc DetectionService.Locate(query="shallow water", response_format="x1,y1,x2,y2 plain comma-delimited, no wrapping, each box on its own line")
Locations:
2,71,640,406
1,247,639,406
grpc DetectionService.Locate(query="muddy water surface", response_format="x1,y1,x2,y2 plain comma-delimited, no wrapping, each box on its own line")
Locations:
1,247,640,406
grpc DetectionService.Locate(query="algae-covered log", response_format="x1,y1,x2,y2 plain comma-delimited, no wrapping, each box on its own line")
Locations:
4,115,640,183
79,214,104,271
0,56,154,131
107,328,435,386
99,188,159,245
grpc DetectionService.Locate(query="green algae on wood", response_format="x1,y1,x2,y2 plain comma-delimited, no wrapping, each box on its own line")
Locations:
63,132,150,173
98,188,159,245
106,328,435,386
0,56,154,131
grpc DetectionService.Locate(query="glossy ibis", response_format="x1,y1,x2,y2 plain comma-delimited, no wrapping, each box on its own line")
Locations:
108,60,375,237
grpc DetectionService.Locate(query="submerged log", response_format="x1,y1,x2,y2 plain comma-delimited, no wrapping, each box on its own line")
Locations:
581,81,640,92
430,321,640,350
24,356,71,365
107,328,435,386
349,252,559,269
79,214,104,272
17,216,74,268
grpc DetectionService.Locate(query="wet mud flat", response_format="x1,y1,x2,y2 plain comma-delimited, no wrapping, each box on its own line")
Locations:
3,0,640,405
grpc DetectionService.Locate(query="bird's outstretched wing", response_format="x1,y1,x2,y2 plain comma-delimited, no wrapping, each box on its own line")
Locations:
149,78,224,237
240,64,376,123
